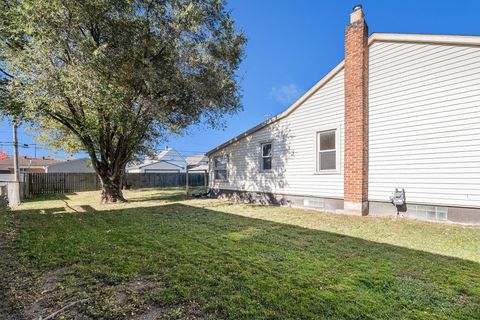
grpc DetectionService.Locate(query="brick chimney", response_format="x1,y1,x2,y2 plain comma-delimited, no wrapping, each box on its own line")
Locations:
344,4,369,215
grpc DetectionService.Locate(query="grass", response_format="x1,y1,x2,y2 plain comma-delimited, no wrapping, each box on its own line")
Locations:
1,188,480,319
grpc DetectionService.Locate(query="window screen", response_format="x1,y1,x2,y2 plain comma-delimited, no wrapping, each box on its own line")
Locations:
261,143,272,170
214,156,228,180
317,130,336,171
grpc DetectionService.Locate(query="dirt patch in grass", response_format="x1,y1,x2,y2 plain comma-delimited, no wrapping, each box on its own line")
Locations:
0,211,36,320
23,266,68,319
1,208,208,319
20,272,206,319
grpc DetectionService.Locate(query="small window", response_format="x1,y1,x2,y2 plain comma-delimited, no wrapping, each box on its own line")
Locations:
214,156,228,180
261,142,272,171
317,129,337,172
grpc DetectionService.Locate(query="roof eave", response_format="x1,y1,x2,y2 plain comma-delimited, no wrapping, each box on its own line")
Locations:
369,32,480,46
206,60,345,156
207,32,480,156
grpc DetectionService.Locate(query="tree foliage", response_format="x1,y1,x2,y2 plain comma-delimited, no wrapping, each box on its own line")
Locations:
0,0,245,202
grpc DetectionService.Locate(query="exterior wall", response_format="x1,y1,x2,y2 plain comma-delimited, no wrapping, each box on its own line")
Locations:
210,69,345,200
369,201,480,224
0,166,46,173
0,173,26,182
47,159,95,173
209,35,480,223
368,41,480,208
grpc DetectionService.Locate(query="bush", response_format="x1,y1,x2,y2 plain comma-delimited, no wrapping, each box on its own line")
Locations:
0,193,9,212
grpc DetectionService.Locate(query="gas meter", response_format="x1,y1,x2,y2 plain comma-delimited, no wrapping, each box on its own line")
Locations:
390,188,405,206
390,188,406,217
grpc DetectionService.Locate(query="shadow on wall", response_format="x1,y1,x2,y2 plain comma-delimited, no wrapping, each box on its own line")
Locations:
6,202,480,319
215,121,294,203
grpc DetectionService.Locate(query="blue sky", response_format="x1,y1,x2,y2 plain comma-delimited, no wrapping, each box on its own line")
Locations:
1,0,479,159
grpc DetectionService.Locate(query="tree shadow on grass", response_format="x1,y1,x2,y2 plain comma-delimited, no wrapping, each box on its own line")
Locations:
5,203,480,319
23,193,71,202
124,189,188,203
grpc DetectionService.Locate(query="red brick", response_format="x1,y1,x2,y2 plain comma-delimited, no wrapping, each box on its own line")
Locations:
344,8,369,213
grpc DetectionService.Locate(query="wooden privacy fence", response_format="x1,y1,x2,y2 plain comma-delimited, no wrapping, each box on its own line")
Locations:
26,172,208,197
125,172,205,189
28,173,99,195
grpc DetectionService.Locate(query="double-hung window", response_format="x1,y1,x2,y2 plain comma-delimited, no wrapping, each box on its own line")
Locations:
316,129,337,172
261,142,272,171
214,156,228,180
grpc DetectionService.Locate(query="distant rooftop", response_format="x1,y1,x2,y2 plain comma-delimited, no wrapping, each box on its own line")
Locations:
0,156,59,167
186,154,208,165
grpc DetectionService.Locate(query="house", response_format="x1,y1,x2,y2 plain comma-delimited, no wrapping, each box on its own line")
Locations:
126,147,187,173
0,156,58,174
207,5,480,224
186,154,209,172
46,158,96,173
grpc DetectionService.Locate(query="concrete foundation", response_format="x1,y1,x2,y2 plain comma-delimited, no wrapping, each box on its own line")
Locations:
343,201,369,216
210,189,344,213
211,189,480,225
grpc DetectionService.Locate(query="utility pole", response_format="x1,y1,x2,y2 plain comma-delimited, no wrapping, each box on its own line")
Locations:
13,121,20,182
11,120,21,206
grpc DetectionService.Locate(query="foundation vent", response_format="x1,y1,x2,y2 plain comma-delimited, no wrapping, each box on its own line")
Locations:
411,205,448,221
303,198,325,208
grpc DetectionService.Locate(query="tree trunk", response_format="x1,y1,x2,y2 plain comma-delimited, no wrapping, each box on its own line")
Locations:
99,173,127,204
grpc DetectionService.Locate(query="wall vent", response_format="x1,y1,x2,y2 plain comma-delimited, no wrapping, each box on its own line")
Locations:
411,205,448,221
303,198,325,208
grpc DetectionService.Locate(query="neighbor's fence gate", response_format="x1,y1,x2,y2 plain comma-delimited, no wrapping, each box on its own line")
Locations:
26,172,208,197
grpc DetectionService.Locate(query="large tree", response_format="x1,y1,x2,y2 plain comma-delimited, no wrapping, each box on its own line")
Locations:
0,0,245,202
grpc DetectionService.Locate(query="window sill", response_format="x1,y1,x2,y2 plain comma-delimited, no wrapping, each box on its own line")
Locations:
313,170,341,175
260,169,273,173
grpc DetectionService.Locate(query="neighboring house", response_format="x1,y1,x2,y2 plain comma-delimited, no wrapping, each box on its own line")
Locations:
126,147,187,173
127,161,185,173
0,156,58,174
207,6,480,224
186,154,209,172
46,158,96,173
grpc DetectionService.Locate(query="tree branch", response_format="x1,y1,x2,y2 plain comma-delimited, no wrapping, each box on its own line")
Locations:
0,67,14,79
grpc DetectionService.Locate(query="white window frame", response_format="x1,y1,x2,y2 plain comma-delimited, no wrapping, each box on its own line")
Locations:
213,155,228,181
315,127,341,174
260,141,273,172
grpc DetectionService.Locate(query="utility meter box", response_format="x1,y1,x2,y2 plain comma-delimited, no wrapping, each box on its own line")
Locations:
390,188,405,206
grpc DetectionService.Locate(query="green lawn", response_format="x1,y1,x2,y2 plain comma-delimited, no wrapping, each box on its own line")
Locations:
1,189,480,319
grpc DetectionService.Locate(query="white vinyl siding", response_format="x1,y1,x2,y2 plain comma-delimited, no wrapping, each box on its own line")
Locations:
368,41,480,207
210,70,344,198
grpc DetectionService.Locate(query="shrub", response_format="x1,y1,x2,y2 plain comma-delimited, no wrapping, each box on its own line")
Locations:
0,193,9,212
